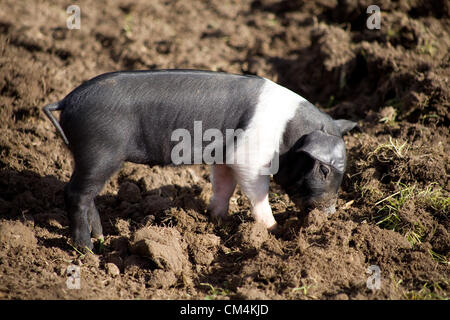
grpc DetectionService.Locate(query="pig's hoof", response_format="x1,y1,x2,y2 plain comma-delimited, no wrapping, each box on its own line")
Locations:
206,205,230,224
70,238,94,253
267,223,282,236
210,213,231,226
92,233,104,241
208,211,231,227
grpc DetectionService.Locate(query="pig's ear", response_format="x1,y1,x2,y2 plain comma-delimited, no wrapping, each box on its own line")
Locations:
334,119,358,136
296,131,346,173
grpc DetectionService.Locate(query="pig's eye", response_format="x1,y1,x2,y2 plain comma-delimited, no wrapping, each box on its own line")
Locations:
319,165,330,178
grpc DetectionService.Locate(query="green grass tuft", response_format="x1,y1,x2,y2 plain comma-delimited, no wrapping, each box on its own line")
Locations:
428,249,449,265
417,183,449,216
374,182,415,232
405,223,426,247
200,283,230,300
404,281,448,300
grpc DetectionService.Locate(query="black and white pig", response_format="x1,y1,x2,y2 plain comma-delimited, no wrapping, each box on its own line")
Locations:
43,70,357,250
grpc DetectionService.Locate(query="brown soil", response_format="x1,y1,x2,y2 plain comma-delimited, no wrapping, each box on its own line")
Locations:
0,0,448,300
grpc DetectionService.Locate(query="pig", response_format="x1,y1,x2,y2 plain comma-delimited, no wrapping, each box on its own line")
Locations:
43,70,357,250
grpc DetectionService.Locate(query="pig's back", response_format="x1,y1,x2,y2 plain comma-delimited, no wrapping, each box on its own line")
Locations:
60,70,264,131
59,70,268,165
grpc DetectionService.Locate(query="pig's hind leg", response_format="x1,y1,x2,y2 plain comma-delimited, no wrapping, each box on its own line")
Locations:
64,152,123,250
208,164,237,222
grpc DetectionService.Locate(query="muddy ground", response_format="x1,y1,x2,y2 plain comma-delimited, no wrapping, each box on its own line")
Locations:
0,0,448,300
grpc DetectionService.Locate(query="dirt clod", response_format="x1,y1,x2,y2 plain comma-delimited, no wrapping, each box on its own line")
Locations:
150,270,178,289
105,262,120,277
303,209,328,231
236,222,270,250
186,233,221,266
130,226,189,275
118,182,141,203
0,220,37,249
142,195,173,215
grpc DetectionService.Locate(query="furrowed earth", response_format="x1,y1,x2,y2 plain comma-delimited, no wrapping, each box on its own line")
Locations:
0,0,448,300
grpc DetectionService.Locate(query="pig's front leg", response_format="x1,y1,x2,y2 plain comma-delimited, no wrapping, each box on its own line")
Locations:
233,167,277,230
208,164,237,221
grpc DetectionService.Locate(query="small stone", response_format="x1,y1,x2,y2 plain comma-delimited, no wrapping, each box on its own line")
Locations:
105,262,120,277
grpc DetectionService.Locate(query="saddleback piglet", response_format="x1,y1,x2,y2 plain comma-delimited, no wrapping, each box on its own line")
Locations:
43,70,357,250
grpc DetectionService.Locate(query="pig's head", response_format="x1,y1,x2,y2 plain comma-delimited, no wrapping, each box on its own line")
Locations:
274,119,357,215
